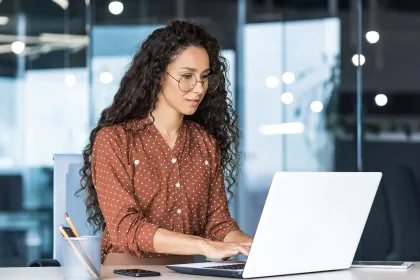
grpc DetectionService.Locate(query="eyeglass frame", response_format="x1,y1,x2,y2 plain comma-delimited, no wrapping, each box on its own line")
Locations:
165,71,220,93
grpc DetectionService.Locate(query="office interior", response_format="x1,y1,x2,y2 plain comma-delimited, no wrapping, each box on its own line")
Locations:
1,0,420,267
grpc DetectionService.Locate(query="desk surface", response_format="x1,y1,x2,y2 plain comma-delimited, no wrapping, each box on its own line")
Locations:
1,263,419,280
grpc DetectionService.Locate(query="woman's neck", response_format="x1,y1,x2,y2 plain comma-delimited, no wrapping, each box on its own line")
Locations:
150,105,184,136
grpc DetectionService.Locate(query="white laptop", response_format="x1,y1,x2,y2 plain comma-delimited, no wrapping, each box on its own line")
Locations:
167,172,382,278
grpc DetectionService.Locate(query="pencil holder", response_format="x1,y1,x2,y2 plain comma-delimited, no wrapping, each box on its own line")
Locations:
62,236,101,280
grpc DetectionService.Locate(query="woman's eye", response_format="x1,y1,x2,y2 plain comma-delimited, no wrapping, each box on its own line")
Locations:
202,74,209,79
183,74,194,79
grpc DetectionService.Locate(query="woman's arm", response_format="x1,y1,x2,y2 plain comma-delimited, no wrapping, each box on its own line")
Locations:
92,128,160,255
201,141,243,242
153,228,250,258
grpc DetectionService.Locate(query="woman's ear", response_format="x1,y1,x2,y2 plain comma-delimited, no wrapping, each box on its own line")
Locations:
160,72,168,85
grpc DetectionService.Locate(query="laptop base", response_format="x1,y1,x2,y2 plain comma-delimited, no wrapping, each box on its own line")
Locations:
167,265,243,278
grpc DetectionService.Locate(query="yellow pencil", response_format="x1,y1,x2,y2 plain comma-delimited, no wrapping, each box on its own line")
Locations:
64,213,99,274
59,225,99,279
65,213,80,236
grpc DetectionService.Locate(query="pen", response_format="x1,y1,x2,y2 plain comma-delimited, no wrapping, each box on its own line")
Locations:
59,225,99,279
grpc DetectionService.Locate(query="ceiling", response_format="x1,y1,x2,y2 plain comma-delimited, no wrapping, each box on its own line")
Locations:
1,0,420,116
0,0,419,75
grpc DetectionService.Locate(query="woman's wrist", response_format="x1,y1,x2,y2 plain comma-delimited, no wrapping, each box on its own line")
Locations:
196,237,211,256
223,230,253,244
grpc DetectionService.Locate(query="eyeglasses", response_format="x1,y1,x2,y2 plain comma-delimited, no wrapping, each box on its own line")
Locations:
166,72,220,93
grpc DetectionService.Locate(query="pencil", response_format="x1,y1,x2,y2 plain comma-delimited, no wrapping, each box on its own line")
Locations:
65,213,80,236
59,225,99,279
64,213,99,274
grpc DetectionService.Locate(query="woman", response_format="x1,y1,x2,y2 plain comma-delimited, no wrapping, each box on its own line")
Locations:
79,20,253,264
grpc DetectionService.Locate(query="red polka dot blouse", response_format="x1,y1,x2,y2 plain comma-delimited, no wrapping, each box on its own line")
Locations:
91,117,239,263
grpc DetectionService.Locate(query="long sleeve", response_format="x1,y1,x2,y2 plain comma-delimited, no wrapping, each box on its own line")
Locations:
202,145,240,241
91,127,160,255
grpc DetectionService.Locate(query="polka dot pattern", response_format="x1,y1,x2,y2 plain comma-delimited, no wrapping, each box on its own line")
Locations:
91,118,240,263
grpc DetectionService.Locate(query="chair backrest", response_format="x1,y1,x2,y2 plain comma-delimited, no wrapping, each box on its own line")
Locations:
355,177,392,260
53,154,98,264
356,165,420,261
381,165,420,261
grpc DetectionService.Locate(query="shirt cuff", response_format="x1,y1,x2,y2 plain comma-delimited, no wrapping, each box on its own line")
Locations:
211,221,241,242
137,222,160,253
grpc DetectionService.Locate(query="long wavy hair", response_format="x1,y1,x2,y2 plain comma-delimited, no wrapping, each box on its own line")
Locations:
77,20,240,234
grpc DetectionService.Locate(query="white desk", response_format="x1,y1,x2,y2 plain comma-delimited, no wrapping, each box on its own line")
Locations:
1,263,419,280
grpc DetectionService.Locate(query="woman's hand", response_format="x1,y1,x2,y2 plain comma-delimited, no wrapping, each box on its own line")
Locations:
238,239,253,247
199,239,251,259
223,230,254,248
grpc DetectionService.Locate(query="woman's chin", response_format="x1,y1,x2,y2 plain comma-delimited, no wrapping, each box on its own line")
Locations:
181,107,199,116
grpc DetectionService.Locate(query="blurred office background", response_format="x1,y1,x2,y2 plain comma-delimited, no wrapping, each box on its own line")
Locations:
1,0,420,266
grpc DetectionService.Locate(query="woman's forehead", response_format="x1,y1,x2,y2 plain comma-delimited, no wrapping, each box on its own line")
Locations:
170,46,210,71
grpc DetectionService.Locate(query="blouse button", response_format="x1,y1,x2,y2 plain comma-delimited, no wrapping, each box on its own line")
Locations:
204,160,209,166
172,158,177,163
175,182,181,188
134,160,139,165
177,209,182,214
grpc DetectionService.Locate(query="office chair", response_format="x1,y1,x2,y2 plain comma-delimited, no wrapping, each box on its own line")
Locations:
30,154,208,267
355,175,393,260
52,154,97,264
357,165,420,261
381,165,420,261
29,154,97,267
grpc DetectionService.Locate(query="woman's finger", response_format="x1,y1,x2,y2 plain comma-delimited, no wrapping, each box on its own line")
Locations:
235,244,250,256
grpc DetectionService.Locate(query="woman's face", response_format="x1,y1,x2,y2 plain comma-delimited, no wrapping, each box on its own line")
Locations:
158,46,210,116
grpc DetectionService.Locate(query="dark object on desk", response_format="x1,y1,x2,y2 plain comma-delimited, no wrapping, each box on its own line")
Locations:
114,269,161,277
28,259,61,267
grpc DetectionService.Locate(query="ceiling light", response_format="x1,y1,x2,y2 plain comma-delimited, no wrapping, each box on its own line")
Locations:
375,93,387,106
100,71,113,84
265,76,279,88
258,122,305,135
310,101,323,113
0,16,9,25
352,54,365,66
281,72,295,84
109,1,124,15
365,31,380,44
281,92,294,104
51,0,69,9
11,41,25,54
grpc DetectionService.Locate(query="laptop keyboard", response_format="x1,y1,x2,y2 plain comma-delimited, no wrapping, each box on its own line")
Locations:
204,264,245,270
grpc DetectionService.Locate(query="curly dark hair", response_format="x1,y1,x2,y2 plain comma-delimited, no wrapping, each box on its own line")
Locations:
77,20,240,234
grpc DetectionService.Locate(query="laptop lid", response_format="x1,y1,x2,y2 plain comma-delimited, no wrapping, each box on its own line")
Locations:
242,172,382,278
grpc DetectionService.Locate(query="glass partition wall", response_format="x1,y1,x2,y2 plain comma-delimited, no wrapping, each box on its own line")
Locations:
1,0,420,267
0,0,88,266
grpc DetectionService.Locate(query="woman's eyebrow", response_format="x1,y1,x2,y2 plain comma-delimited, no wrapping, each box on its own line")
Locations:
180,67,210,73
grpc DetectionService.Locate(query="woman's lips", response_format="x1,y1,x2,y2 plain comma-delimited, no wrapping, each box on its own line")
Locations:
185,99,200,106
